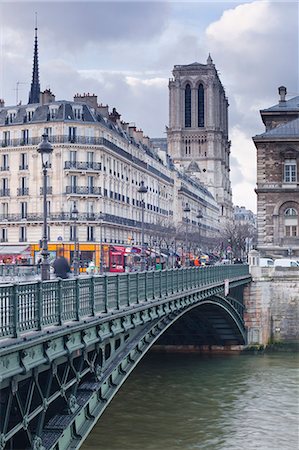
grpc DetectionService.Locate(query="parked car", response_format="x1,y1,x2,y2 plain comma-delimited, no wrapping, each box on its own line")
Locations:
259,258,274,267
274,259,299,268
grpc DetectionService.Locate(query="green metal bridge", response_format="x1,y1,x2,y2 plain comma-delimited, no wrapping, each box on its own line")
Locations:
0,265,251,450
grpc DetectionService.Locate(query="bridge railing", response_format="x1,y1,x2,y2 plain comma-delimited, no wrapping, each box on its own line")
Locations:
0,265,250,339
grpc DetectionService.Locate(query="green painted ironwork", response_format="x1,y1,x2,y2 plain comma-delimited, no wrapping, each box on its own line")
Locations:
0,265,249,340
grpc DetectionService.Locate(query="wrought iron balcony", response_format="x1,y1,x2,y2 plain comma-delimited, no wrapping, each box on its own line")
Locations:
0,189,10,197
19,164,29,171
64,161,101,171
40,186,53,195
17,188,29,196
0,166,9,171
65,186,101,195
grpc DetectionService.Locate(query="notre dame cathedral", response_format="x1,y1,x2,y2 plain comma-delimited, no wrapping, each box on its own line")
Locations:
167,55,233,223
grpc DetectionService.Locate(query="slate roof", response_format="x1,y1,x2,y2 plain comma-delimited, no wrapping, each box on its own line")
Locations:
255,117,299,139
262,96,299,112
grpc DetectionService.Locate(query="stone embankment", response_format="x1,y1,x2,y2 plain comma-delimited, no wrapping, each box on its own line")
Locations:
244,265,299,347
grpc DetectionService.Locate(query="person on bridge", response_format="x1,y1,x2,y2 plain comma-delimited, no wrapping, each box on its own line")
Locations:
52,250,71,279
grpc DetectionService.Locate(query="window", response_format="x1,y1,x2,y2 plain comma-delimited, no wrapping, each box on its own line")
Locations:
19,226,27,242
1,203,8,218
27,110,34,122
185,84,191,128
87,152,94,166
87,176,94,193
0,228,7,242
20,202,27,219
284,208,298,237
70,225,76,241
3,131,10,146
198,84,205,127
44,127,52,138
20,153,28,170
284,160,297,183
69,127,77,143
70,150,77,165
49,107,58,119
87,226,95,241
21,129,29,145
1,154,9,171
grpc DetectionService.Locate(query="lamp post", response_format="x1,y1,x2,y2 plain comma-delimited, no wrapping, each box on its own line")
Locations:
183,203,191,266
138,180,148,271
37,134,53,281
71,202,79,276
99,212,103,274
196,210,203,257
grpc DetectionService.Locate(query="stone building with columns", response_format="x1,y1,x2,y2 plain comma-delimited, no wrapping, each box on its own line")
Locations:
167,55,233,224
253,86,299,258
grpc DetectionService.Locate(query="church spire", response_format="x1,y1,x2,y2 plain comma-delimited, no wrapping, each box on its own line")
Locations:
28,16,40,104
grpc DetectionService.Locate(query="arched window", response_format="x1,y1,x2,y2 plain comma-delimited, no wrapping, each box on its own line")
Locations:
185,84,191,128
198,84,205,127
284,208,298,237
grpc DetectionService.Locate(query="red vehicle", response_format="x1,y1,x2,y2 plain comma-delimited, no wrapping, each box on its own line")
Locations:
109,246,126,272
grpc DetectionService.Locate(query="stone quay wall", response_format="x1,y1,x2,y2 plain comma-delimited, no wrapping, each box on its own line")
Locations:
244,267,299,346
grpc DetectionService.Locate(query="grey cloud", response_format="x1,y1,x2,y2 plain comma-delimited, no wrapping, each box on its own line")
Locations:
0,2,170,50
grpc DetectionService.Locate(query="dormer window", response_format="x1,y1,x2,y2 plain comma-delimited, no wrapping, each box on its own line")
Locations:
284,159,297,183
73,106,82,120
26,109,35,122
7,110,17,123
49,106,58,119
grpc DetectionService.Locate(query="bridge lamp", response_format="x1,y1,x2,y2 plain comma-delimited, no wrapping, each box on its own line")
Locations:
71,202,79,276
196,210,203,256
183,203,191,266
37,134,53,281
138,180,148,271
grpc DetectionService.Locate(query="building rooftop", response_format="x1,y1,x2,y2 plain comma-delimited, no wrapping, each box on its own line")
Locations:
261,95,299,113
255,116,299,139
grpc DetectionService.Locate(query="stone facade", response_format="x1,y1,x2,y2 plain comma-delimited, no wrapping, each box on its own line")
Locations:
167,56,233,225
244,266,299,345
253,86,299,258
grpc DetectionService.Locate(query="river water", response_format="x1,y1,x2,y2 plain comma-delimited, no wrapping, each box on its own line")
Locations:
82,352,299,450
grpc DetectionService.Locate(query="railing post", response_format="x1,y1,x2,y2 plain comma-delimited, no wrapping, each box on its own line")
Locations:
37,281,42,331
104,276,108,312
75,278,80,321
116,274,120,310
57,279,62,325
90,276,95,316
159,270,162,298
144,271,147,301
127,273,130,307
136,272,139,304
13,284,19,338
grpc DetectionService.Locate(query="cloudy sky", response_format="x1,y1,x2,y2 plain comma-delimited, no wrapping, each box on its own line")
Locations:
0,0,298,212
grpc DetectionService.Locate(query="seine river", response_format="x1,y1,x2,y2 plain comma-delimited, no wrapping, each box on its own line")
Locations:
82,352,299,450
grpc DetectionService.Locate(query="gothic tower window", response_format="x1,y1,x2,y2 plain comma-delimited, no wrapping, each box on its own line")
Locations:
198,84,205,127
185,84,191,128
284,207,298,237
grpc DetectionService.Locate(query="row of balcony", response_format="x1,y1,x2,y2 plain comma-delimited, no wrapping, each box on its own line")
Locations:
0,211,176,233
0,165,29,172
0,135,173,185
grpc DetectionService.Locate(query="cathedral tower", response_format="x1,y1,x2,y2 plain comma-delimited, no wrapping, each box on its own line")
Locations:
28,24,40,104
167,55,233,221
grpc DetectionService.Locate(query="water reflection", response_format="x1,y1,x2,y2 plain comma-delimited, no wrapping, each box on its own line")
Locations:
82,353,299,450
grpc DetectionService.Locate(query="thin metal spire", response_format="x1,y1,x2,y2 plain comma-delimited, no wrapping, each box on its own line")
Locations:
28,13,40,104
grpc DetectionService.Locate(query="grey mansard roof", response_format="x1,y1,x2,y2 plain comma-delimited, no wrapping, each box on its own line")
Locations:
254,117,299,139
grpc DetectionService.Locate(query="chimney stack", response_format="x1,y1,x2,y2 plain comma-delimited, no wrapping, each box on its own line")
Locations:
278,86,287,104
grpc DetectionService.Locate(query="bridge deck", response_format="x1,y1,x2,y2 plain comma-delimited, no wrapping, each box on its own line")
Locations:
0,265,250,342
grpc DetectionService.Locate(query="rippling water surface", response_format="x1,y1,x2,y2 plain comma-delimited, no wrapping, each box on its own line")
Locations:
82,353,299,450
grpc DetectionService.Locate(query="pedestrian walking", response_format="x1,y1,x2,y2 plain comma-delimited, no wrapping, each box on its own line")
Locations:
52,250,71,279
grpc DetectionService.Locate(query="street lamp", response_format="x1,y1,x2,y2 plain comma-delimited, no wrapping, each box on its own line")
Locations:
183,203,191,266
196,210,203,256
99,211,104,274
71,202,79,276
37,134,53,281
138,180,148,271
